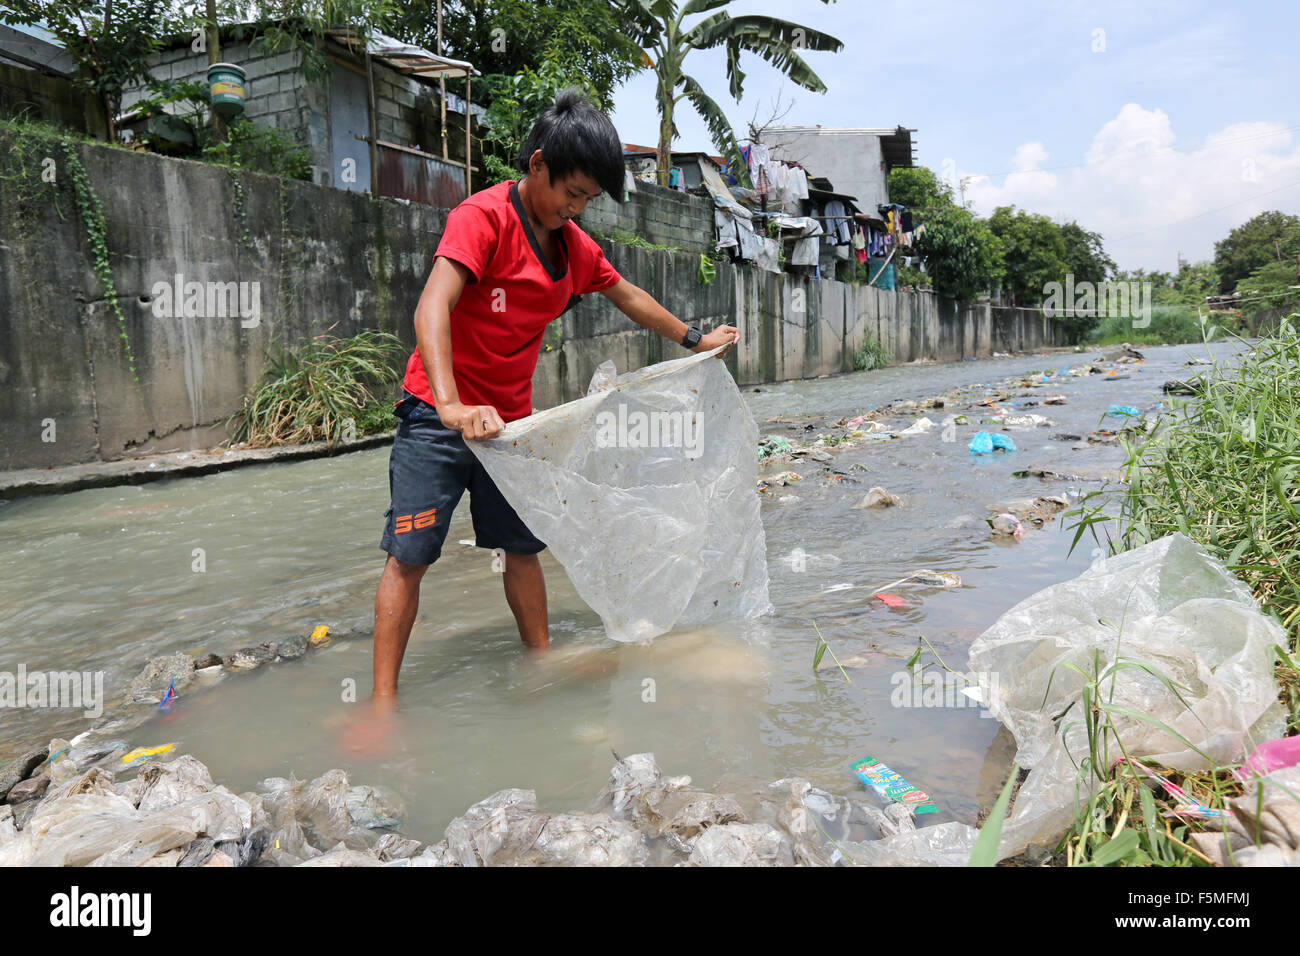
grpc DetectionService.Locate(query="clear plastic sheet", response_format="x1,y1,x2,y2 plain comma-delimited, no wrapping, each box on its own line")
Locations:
967,532,1286,859
467,346,772,642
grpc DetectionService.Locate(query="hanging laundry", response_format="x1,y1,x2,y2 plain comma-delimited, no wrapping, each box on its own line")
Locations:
736,219,762,261
714,208,739,252
791,236,819,265
823,200,851,245
756,237,781,273
770,161,790,205
788,165,809,202
747,143,773,200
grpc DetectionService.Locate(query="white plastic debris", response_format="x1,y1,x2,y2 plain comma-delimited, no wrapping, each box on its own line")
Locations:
295,842,384,867
968,532,1286,860
688,822,789,866
442,788,543,867
526,812,647,866
838,821,979,867
897,416,935,436
599,753,665,816
467,346,773,642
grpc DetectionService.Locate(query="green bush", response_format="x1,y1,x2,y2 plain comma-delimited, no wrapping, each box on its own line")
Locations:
203,117,312,181
228,330,407,447
853,333,889,371
1087,305,1228,346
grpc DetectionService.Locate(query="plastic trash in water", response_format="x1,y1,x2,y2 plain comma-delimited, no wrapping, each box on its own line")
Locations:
467,345,772,643
1106,404,1140,418
969,431,1016,454
851,757,937,814
875,593,906,608
898,417,935,436
1235,736,1300,782
120,743,177,768
989,513,1025,540
309,624,331,648
158,679,177,712
966,532,1286,860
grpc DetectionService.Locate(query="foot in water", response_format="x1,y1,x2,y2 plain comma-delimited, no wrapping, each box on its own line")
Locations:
331,693,404,759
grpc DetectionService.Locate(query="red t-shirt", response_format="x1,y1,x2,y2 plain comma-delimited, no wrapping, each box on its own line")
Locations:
401,179,622,421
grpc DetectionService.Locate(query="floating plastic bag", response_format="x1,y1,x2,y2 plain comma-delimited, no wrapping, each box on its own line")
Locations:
467,346,773,642
968,431,1016,454
967,532,1286,859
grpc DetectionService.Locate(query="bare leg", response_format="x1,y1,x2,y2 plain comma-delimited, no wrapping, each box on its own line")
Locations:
502,552,549,648
373,554,428,694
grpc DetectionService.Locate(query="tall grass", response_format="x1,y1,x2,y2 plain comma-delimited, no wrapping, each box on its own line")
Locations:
1053,315,1300,865
1087,305,1231,346
853,333,889,371
228,331,407,447
1068,316,1300,728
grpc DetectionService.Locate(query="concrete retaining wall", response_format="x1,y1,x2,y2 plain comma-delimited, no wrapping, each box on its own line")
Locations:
0,136,1061,471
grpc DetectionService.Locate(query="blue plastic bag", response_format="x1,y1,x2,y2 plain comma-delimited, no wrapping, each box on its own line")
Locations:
969,431,1017,455
1107,405,1140,418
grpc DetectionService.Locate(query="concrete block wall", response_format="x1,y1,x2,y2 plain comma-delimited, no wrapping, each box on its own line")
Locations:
0,138,1063,470
124,44,477,190
371,60,436,152
577,180,713,255
123,41,317,167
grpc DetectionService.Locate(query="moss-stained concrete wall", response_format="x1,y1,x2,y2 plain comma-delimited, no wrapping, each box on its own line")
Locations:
0,136,1061,471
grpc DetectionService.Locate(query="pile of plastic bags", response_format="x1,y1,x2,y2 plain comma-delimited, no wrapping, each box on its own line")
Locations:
855,532,1286,864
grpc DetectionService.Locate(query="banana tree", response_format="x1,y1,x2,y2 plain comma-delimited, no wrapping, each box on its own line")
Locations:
612,0,842,187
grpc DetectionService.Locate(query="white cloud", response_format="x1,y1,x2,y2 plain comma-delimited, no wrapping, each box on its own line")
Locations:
963,104,1300,271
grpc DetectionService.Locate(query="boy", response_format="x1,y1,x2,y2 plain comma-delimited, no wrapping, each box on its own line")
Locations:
372,88,739,702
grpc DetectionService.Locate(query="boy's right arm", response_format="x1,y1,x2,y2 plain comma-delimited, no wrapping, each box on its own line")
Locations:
414,256,507,439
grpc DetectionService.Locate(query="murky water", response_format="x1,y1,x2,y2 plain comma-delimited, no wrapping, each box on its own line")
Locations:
0,339,1244,845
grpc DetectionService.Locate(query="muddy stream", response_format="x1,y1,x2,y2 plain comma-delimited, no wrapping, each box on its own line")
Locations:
0,339,1244,846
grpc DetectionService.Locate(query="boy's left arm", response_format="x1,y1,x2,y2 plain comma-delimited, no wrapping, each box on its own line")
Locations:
600,278,738,355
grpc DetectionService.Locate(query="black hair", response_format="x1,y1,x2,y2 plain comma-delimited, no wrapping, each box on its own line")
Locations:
517,87,625,203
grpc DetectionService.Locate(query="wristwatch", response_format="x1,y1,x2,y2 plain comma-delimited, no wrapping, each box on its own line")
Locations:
681,326,703,349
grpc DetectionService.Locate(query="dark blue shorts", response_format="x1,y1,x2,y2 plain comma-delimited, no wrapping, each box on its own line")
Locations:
379,393,546,566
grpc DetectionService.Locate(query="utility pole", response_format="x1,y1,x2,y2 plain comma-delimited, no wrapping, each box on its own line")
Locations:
438,0,448,162
206,0,226,144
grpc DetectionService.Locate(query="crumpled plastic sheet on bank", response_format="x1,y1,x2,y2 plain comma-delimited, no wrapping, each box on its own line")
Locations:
467,345,773,643
855,532,1286,865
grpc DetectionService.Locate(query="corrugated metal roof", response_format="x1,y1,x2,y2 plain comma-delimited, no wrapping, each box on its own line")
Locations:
326,27,477,78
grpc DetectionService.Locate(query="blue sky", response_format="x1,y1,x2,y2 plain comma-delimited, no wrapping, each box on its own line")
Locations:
609,0,1300,272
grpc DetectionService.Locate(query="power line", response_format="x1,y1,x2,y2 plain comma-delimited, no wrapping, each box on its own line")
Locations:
1108,178,1300,241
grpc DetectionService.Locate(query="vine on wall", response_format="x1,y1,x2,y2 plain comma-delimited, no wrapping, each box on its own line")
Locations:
60,139,138,379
